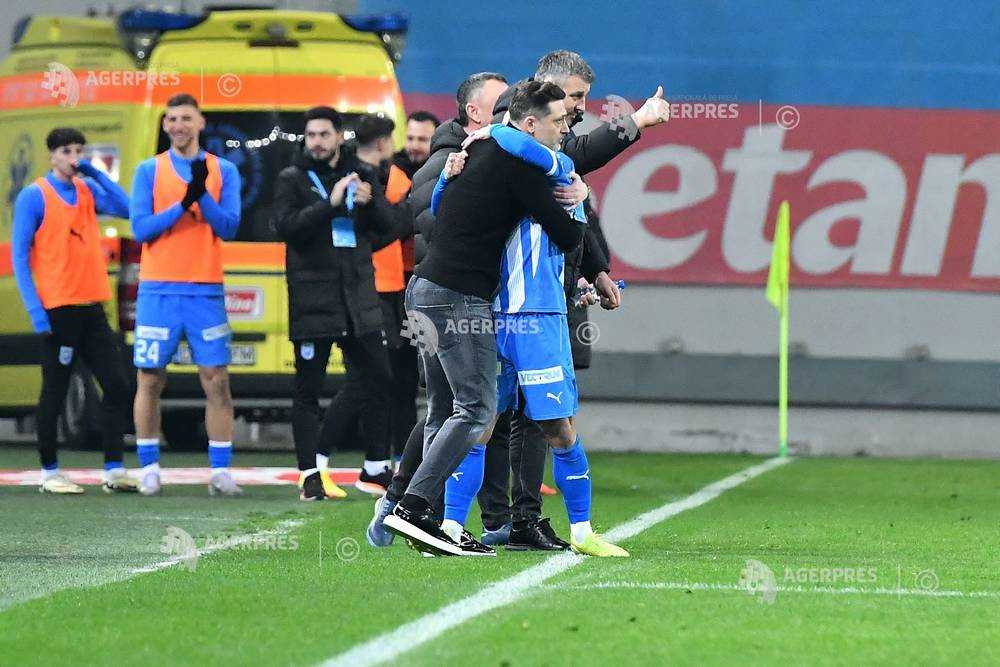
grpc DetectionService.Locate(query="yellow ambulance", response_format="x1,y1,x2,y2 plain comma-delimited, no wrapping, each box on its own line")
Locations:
0,8,407,446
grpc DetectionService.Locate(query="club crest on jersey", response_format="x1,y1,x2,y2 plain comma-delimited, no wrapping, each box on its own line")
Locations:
301,342,315,360
58,346,74,366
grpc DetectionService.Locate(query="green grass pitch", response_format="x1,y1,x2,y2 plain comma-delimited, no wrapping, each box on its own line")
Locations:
1,445,998,665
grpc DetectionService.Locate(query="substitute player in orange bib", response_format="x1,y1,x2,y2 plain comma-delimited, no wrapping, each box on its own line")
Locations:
12,127,138,494
128,93,242,496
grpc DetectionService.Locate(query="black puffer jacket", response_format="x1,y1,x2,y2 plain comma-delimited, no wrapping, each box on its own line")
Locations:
408,119,468,264
273,148,394,341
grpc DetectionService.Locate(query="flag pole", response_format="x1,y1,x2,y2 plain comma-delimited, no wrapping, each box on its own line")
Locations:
766,200,791,458
778,287,789,458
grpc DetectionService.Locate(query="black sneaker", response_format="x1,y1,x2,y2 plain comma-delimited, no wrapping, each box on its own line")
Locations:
355,468,393,496
299,471,325,501
382,502,464,556
458,529,497,557
506,517,570,551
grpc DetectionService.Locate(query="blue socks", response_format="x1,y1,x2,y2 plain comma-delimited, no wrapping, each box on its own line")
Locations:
104,461,123,472
552,436,591,524
208,440,232,470
444,444,486,524
136,438,160,468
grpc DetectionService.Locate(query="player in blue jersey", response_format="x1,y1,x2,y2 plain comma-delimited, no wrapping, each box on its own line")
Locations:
430,123,629,557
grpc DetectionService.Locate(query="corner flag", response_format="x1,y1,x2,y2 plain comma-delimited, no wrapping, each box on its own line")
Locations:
766,201,790,315
766,201,790,457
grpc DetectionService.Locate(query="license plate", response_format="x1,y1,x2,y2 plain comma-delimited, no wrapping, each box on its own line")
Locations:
171,343,256,366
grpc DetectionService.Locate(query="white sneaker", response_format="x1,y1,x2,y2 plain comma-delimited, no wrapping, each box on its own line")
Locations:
39,473,84,494
208,470,243,496
103,469,140,494
139,470,161,496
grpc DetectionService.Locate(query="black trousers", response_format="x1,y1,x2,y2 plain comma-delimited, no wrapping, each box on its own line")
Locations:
478,405,548,529
291,331,393,471
36,304,131,469
380,290,419,459
387,406,547,529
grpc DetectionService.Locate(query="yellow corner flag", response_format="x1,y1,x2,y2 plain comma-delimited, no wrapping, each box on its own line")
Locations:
765,201,791,457
766,201,790,315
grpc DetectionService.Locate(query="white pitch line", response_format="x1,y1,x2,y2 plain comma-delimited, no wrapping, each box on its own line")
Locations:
320,456,792,667
543,581,1000,599
131,518,303,575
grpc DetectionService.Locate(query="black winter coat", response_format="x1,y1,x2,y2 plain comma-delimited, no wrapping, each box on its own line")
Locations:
273,148,395,340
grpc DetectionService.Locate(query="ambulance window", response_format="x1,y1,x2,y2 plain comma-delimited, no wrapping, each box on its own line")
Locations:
156,111,363,242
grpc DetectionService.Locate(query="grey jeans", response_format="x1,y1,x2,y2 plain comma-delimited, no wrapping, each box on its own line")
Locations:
404,277,498,504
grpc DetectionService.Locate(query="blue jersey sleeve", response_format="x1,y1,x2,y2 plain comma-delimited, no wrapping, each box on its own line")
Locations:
198,158,241,241
11,184,50,332
490,125,573,181
429,171,449,215
84,170,130,219
129,159,184,243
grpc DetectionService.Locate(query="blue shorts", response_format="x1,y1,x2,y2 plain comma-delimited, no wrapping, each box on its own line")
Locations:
495,312,578,421
134,293,231,368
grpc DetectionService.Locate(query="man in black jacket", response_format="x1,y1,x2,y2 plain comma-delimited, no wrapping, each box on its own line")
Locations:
479,50,670,550
367,72,509,545
273,106,396,501
408,72,509,263
367,61,666,549
382,82,586,556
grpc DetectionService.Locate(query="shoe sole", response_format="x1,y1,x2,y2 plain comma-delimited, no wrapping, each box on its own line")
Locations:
505,543,567,552
354,480,388,496
481,539,509,547
103,483,140,494
383,515,466,556
570,544,630,557
299,493,324,501
38,487,84,495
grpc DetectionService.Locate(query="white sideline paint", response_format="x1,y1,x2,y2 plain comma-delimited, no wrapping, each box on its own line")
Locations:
321,456,792,667
131,519,303,575
544,581,1000,599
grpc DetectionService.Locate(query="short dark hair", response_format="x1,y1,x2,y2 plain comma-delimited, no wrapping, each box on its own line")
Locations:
303,106,343,131
354,113,396,146
166,93,199,109
407,110,440,127
456,72,507,126
508,80,566,123
46,127,86,151
535,50,595,85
